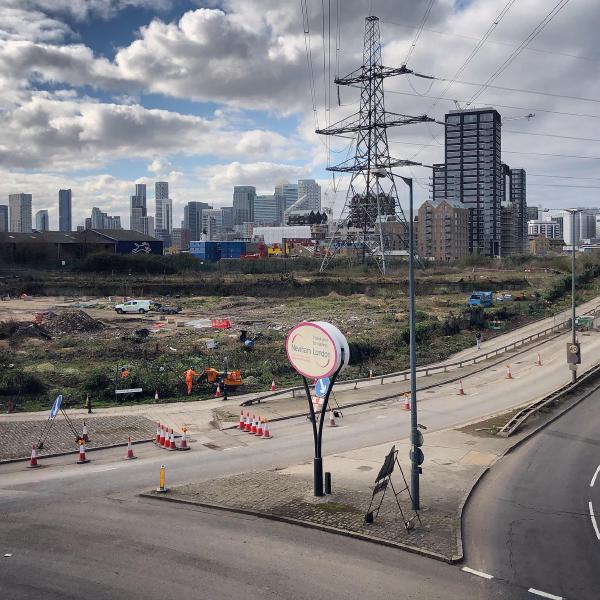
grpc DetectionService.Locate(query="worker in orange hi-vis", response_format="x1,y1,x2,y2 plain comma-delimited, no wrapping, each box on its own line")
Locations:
184,367,199,396
120,367,130,379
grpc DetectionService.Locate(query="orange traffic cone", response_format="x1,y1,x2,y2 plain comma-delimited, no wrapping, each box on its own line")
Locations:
251,416,257,434
125,436,136,460
457,380,466,396
214,383,222,398
271,380,276,392
27,444,40,468
238,410,245,429
178,428,190,451
77,441,90,464
262,420,271,439
505,365,513,379
403,394,410,411
245,414,253,432
169,429,176,450
256,418,264,436
82,421,89,442
328,409,338,427
155,422,161,444
159,424,166,447
536,353,542,366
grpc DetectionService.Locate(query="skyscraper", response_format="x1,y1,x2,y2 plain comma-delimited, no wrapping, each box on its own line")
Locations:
35,210,49,231
254,195,279,224
58,189,72,231
510,168,527,253
296,179,321,212
89,207,122,229
274,183,298,224
201,208,223,240
221,206,234,230
154,181,172,233
434,108,502,256
233,186,256,225
184,201,212,241
0,205,8,232
130,183,147,233
9,193,32,232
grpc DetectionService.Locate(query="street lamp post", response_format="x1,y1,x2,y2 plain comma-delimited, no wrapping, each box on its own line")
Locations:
566,209,579,382
371,166,420,510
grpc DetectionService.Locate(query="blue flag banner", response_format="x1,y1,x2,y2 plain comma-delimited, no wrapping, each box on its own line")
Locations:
49,395,62,419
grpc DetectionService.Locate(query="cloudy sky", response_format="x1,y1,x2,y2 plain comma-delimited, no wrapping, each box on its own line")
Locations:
1,0,599,229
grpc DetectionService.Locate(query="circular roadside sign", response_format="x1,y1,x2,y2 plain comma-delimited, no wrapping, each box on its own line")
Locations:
285,321,349,379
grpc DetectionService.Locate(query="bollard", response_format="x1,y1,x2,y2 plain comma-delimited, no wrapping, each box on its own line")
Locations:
324,472,332,495
86,394,92,414
156,465,168,493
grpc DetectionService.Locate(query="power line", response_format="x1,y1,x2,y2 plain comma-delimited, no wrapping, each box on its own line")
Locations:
429,0,518,110
402,0,435,66
529,173,600,181
466,0,572,106
300,0,320,130
449,77,600,106
388,139,600,161
504,129,600,144
526,183,600,189
381,20,600,65
384,87,600,120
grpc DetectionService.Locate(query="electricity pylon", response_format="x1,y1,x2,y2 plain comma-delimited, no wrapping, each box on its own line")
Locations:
317,15,435,275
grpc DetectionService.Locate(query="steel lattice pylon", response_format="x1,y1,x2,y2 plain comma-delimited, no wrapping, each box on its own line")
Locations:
317,15,435,275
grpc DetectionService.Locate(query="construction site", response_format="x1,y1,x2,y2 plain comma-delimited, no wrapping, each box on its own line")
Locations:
2,255,599,414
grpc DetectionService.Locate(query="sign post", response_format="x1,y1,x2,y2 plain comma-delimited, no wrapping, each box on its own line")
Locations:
286,321,349,497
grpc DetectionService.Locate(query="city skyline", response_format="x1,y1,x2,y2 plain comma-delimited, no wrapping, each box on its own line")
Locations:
0,2,598,230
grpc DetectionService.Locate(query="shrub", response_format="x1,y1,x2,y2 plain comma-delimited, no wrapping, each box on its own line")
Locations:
0,370,46,395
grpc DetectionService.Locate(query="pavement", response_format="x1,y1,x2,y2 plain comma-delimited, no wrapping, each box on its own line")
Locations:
0,415,155,461
463,378,600,600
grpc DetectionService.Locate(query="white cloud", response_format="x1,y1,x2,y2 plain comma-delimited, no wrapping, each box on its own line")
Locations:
196,161,308,197
0,91,304,171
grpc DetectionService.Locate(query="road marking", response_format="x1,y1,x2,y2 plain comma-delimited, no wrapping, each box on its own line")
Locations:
589,501,600,540
461,566,494,579
591,464,600,487
528,588,563,600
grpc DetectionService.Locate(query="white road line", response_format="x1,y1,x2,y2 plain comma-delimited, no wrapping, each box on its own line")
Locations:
590,464,600,488
528,588,563,600
461,566,494,579
589,501,600,540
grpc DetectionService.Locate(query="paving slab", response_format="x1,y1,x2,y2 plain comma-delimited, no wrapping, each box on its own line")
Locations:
0,415,156,461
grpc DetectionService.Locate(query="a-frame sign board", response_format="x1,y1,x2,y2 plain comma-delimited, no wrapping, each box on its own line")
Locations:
364,445,421,530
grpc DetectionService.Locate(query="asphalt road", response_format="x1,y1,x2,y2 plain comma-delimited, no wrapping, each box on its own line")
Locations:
0,425,511,600
463,386,600,600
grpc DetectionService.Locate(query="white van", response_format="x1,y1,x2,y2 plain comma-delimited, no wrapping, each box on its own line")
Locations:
114,299,152,314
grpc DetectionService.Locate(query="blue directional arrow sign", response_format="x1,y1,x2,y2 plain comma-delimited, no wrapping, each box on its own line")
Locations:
314,377,331,398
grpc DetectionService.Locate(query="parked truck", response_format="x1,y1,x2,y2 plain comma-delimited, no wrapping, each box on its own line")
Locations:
467,291,494,308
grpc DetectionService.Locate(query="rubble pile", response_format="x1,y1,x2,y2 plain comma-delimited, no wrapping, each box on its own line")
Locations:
41,310,104,335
